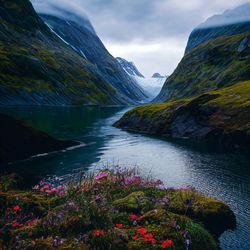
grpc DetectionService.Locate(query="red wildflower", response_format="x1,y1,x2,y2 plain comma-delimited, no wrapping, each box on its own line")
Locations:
162,239,173,248
13,205,21,212
137,216,143,221
132,235,140,241
137,227,148,235
45,189,52,194
40,188,44,193
27,219,36,226
143,233,157,244
12,221,20,228
130,214,137,221
44,184,50,189
28,231,33,237
115,224,123,229
93,229,105,237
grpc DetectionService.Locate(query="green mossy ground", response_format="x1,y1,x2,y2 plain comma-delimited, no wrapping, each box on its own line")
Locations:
0,170,235,249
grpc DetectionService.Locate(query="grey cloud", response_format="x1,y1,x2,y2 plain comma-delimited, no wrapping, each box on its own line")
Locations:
31,0,249,43
31,0,250,76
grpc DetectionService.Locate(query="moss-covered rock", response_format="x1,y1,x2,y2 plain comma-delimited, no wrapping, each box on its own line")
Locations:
168,189,236,236
0,170,236,249
113,191,153,212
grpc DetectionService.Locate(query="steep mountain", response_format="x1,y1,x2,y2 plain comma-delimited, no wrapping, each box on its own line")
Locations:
155,23,250,102
117,57,166,97
186,3,250,53
0,0,147,106
116,57,144,78
39,13,148,103
114,4,250,149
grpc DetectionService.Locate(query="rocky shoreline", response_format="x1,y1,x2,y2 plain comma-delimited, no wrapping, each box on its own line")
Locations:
114,82,250,151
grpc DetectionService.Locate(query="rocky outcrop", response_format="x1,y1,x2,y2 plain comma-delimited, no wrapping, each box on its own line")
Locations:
0,113,78,164
114,81,250,150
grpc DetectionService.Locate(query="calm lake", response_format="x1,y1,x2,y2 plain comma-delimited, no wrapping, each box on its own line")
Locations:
1,106,250,250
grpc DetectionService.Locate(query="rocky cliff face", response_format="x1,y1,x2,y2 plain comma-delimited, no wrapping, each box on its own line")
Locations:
186,3,250,53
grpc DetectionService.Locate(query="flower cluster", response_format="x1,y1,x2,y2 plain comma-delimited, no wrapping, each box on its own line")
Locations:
33,180,65,197
0,169,219,250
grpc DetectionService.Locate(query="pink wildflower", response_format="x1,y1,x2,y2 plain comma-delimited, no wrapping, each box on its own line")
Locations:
95,171,109,181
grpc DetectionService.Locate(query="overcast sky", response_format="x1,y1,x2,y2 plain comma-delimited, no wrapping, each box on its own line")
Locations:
32,0,249,77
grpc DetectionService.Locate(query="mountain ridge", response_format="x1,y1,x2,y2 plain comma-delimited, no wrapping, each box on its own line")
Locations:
0,0,148,106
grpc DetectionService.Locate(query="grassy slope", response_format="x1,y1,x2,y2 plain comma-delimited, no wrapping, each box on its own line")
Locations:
0,0,117,105
155,32,250,102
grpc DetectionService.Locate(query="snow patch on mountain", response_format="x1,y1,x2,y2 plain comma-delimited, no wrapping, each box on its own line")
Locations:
116,57,166,98
132,76,167,98
116,57,144,78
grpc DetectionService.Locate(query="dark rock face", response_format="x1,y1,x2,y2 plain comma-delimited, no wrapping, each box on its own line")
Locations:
40,15,148,103
0,113,78,164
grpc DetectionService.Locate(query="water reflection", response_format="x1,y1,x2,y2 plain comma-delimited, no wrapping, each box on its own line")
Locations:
0,106,250,249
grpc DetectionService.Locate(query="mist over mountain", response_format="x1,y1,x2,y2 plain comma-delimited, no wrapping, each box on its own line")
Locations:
186,3,250,52
198,3,250,29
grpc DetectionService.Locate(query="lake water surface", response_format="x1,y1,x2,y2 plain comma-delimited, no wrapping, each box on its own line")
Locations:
1,106,250,250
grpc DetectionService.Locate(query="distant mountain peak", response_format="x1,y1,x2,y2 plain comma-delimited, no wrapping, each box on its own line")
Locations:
152,73,166,78
116,57,144,78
